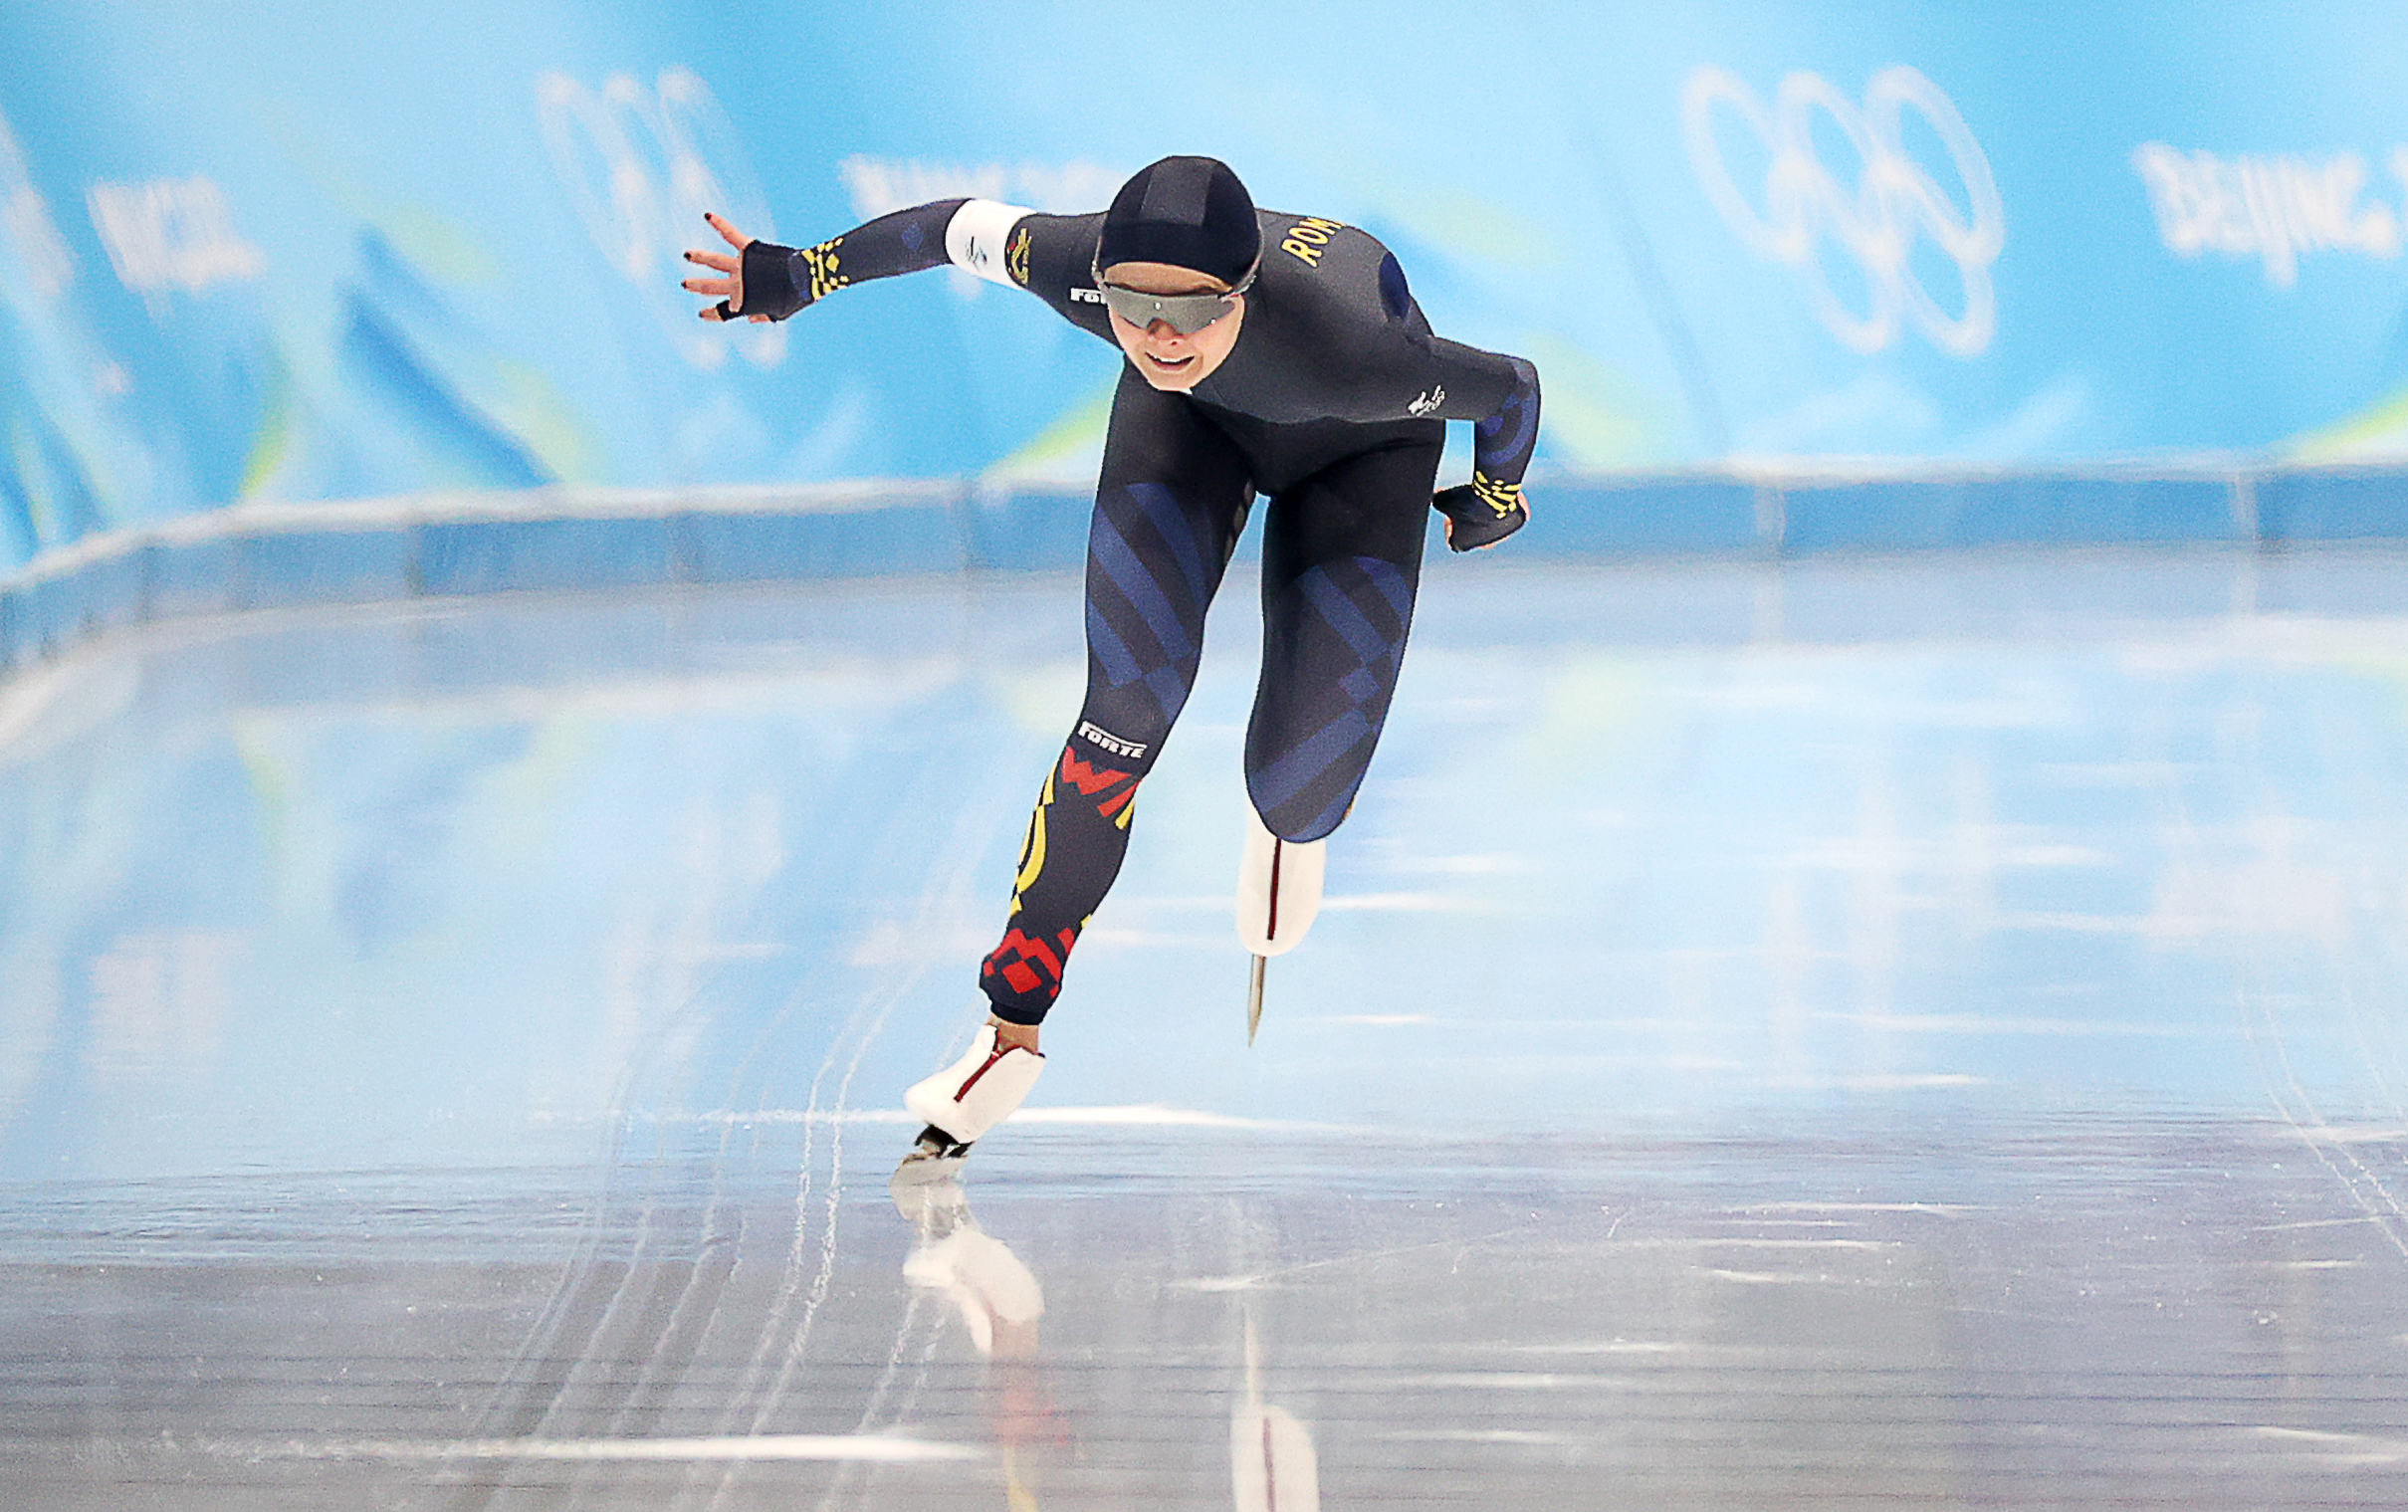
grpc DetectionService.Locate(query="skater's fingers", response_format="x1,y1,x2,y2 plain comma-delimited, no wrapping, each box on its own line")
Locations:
749,313,771,323
706,211,754,252
691,224,750,322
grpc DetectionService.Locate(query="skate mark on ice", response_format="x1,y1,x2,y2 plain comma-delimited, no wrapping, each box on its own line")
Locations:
2243,982,2408,1264
1004,1105,1352,1130
702,748,1017,1511
1177,1222,1545,1292
215,1433,983,1464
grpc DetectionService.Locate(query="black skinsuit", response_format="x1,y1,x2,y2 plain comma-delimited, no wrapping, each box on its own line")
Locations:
739,198,1541,1023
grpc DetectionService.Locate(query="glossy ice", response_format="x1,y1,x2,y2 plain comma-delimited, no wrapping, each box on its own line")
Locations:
6,547,2408,1508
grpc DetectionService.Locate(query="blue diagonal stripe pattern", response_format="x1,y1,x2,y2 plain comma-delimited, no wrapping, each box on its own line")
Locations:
1249,708,1374,813
1086,600,1143,690
1246,554,1418,838
1084,480,1235,726
1295,780,1357,841
1090,507,1200,671
1473,356,1540,478
1298,568,1392,667
1129,483,1210,610
1360,555,1413,621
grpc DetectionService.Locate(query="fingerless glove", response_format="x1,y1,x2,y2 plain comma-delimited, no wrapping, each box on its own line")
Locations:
1432,473,1528,551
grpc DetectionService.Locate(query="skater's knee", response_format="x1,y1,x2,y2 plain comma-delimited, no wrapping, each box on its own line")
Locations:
1264,809,1346,845
1070,709,1167,770
1246,768,1361,845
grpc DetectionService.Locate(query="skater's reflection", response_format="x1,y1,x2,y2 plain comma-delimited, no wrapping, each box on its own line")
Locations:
888,1177,1323,1511
891,1175,1056,1503
1232,1307,1321,1512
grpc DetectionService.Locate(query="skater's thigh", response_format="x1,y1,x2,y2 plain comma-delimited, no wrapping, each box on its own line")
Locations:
1079,373,1255,755
1261,438,1439,586
1244,438,1442,841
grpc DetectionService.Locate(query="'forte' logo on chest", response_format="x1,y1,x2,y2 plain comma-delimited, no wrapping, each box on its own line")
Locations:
1280,217,1347,267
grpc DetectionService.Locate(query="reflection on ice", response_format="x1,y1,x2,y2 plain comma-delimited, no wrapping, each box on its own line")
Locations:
894,1175,1055,1507
893,1173,1326,1512
894,1176,1044,1361
1232,1312,1321,1512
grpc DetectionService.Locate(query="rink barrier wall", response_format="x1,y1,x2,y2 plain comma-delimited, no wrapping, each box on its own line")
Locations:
2,463,2404,677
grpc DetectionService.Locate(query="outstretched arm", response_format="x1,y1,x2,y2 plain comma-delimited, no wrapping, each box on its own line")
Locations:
683,199,1041,322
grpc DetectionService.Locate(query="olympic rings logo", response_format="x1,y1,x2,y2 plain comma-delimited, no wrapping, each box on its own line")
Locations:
1682,66,2005,357
538,68,782,371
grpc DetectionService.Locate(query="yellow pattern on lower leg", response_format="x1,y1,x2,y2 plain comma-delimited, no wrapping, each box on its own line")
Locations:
1011,772,1054,897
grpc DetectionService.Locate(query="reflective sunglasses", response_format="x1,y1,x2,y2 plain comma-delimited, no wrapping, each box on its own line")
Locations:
1091,256,1257,335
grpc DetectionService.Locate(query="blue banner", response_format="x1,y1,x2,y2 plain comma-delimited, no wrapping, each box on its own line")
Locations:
7,1,2408,570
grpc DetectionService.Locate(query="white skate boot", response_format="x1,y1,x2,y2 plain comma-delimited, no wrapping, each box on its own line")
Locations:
895,1022,1045,1184
1236,804,1326,1043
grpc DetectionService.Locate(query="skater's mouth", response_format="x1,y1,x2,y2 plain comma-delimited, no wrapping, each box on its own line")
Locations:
1101,260,1244,391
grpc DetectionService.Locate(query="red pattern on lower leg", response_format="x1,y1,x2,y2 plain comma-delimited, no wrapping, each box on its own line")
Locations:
982,926,1081,1008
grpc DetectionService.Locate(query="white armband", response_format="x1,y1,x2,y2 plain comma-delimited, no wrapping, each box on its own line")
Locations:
945,198,1035,288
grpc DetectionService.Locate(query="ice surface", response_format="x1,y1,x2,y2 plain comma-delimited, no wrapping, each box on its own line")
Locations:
6,546,2408,1507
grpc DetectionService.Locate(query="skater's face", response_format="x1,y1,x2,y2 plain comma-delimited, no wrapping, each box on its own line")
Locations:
1101,262,1245,391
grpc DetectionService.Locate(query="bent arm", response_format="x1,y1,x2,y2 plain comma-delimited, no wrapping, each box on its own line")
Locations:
1410,337,1539,550
1422,339,1541,496
737,197,1042,319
